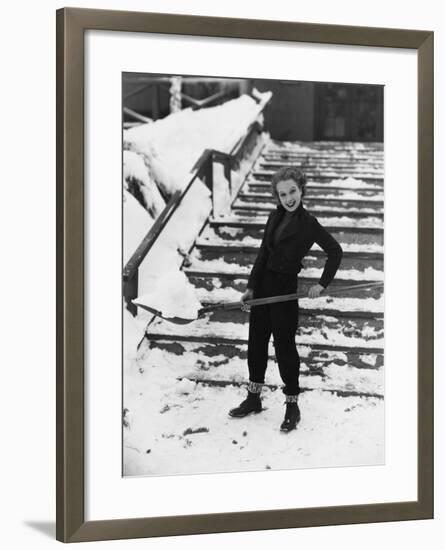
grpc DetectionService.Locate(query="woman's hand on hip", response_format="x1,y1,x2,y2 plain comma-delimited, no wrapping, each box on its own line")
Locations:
241,288,254,311
308,284,324,299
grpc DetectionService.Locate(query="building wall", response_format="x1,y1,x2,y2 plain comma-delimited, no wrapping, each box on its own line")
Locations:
253,79,383,142
252,79,316,141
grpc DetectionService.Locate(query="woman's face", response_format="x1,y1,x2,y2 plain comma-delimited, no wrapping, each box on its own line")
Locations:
276,179,302,212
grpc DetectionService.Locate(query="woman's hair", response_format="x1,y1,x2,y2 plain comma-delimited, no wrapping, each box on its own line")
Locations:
271,167,307,203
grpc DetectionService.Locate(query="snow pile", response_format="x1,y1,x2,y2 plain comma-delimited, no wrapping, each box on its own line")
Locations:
308,362,382,395
185,254,251,274
123,307,147,369
174,378,197,395
123,150,165,218
194,285,243,305
124,92,271,197
328,177,382,190
134,270,202,319
135,179,212,309
197,234,260,247
281,142,318,154
212,162,231,217
123,190,154,265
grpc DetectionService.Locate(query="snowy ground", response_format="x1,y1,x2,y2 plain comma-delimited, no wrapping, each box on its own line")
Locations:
123,340,384,477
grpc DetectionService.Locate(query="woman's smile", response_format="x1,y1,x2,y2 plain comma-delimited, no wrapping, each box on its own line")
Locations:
276,178,302,212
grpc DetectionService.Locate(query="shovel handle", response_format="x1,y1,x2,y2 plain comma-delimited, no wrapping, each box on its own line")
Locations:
199,280,383,314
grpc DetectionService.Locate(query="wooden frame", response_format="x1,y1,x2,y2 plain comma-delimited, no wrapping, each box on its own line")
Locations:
56,7,434,543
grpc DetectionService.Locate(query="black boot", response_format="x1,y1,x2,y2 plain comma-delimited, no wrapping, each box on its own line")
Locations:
229,391,262,418
280,400,301,432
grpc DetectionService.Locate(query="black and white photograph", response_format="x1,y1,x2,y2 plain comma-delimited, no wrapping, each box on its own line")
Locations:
122,73,384,477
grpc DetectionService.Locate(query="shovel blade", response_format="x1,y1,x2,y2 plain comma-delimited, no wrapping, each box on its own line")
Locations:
131,301,198,324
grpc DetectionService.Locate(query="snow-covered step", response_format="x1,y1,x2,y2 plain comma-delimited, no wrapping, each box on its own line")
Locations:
258,163,384,174
209,216,383,233
259,152,383,161
196,288,383,339
187,275,383,305
192,283,383,316
245,181,383,196
267,141,383,150
266,176,384,189
193,285,384,315
262,158,383,170
267,141,383,152
259,157,383,167
187,268,383,327
194,305,383,337
245,179,384,193
145,317,383,355
233,204,384,218
147,339,383,372
266,141,383,150
193,243,383,272
196,236,383,257
205,224,383,246
239,192,384,208
263,152,383,161
189,279,383,308
266,151,384,159
184,254,383,282
261,145,383,154
179,378,383,401
252,169,383,180
265,144,383,152
199,304,383,323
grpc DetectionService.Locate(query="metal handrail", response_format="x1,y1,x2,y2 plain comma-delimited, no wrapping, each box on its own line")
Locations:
181,89,230,110
123,107,152,124
124,76,245,103
123,160,210,284
124,79,240,118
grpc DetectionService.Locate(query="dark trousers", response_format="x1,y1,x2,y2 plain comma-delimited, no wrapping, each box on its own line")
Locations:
248,270,300,396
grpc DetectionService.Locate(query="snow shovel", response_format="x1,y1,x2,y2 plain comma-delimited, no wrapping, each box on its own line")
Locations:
132,280,383,325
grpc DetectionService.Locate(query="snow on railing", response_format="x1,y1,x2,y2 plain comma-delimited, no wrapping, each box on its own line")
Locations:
123,93,272,316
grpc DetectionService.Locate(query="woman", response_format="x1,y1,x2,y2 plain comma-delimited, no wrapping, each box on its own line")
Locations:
228,167,343,432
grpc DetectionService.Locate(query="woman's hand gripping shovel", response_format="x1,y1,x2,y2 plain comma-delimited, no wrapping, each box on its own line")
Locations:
132,280,383,325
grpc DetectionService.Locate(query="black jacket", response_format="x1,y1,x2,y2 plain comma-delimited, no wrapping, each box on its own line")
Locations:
247,203,343,290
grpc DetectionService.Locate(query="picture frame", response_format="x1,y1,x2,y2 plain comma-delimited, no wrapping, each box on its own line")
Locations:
56,7,434,543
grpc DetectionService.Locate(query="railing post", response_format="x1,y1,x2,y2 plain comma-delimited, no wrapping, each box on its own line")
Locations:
203,152,214,217
212,152,232,218
123,270,138,316
224,157,232,197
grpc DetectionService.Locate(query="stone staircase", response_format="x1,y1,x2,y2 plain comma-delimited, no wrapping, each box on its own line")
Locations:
143,140,384,400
